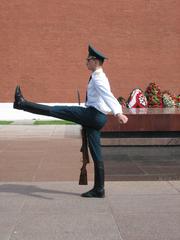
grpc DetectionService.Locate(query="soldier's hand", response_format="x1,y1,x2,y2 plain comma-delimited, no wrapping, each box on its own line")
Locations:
116,113,128,124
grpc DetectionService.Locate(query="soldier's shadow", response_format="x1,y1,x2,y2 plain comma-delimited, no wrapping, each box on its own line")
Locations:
0,184,81,200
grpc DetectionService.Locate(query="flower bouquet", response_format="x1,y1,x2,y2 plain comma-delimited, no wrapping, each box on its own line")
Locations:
145,82,163,108
127,88,148,108
162,90,176,108
176,95,180,108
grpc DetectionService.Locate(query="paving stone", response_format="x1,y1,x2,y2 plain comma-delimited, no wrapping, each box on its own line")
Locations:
105,181,179,195
107,194,180,214
0,195,25,240
168,181,180,193
115,213,180,240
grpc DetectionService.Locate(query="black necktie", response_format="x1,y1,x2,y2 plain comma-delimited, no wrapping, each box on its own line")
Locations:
85,76,92,103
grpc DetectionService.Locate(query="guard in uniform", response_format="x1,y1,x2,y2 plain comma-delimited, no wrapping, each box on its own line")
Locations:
13,45,128,198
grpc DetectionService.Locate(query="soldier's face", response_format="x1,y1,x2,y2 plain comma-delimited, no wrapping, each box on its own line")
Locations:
86,58,96,71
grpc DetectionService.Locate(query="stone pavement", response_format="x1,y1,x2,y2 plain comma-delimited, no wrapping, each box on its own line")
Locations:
0,125,180,240
1,181,180,240
0,125,180,181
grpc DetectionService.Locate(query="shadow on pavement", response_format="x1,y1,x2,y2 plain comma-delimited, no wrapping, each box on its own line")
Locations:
0,184,80,199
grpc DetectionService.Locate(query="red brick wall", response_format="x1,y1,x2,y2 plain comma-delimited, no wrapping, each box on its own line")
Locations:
0,0,180,103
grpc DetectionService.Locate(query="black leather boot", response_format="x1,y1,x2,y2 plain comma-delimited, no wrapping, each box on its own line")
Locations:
81,165,105,198
13,86,52,116
13,86,26,109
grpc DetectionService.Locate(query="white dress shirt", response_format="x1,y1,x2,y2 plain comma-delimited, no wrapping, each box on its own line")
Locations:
85,68,122,115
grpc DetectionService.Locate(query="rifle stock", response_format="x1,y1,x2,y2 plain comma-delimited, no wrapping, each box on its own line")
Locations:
77,90,90,185
79,164,88,185
79,128,90,185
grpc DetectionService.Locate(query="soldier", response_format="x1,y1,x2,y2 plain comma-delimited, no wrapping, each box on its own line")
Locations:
13,45,128,198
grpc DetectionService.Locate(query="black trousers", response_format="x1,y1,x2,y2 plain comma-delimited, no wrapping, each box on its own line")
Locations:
21,101,107,188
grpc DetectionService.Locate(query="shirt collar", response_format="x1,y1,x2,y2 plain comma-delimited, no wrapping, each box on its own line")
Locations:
91,67,103,77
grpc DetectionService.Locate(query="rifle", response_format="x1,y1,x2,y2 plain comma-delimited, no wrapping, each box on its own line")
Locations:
77,90,90,185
